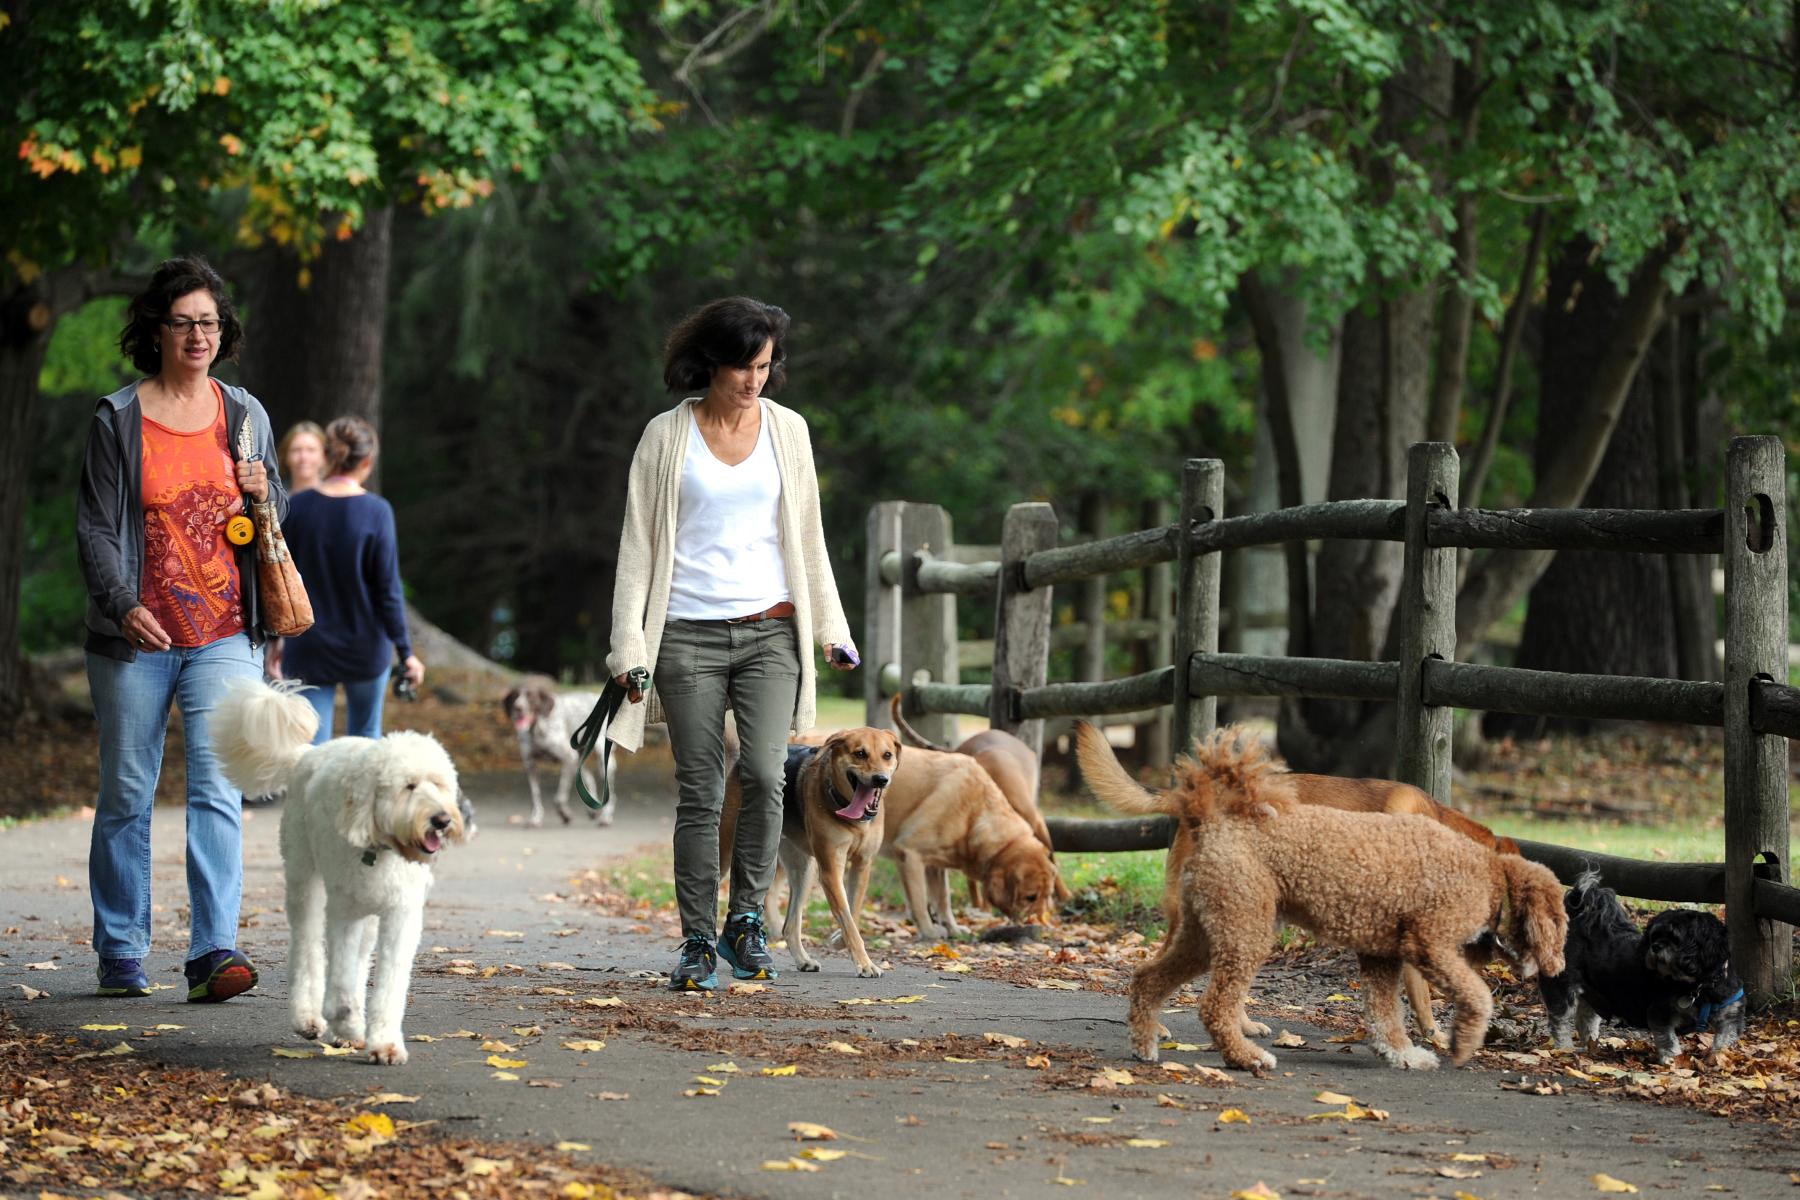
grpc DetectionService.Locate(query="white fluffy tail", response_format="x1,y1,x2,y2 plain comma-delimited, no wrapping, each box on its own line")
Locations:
212,678,319,797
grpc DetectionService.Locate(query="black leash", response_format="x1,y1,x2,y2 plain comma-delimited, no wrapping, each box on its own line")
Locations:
570,667,648,811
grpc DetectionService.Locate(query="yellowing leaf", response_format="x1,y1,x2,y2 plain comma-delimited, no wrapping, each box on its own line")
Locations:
943,1056,979,1063
465,1156,511,1177
70,1040,136,1060
798,1148,847,1162
1450,1153,1488,1163
706,1061,741,1073
1034,979,1081,990
15,984,47,1000
762,1157,821,1172
150,1023,184,1031
444,1029,481,1039
694,1076,726,1086
480,1039,516,1052
491,1071,520,1081
1592,1176,1639,1194
320,1044,358,1057
1217,1109,1252,1125
486,1055,528,1069
983,1031,1029,1049
788,1121,838,1141
1159,1041,1203,1052
81,1023,128,1031
556,1141,591,1151
1230,1185,1281,1200
1314,1091,1355,1105
512,1025,545,1037
1324,993,1353,1001
562,1039,607,1052
1271,1030,1306,1048
683,1086,721,1097
1025,1054,1051,1069
409,1034,439,1043
272,1047,315,1059
582,996,625,1008
826,1041,862,1055
343,1112,396,1141
366,1093,420,1105
1125,1138,1168,1149
762,1064,799,1076
485,930,524,937
727,981,768,994
1100,1067,1134,1085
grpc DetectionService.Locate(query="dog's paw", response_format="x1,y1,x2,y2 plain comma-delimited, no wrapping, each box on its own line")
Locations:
294,1016,327,1041
1131,1043,1161,1064
527,813,545,829
556,807,573,826
796,957,821,973
1223,1047,1276,1072
1389,1045,1439,1071
593,801,615,827
367,1042,408,1066
857,962,883,979
1241,1018,1272,1038
328,1021,366,1049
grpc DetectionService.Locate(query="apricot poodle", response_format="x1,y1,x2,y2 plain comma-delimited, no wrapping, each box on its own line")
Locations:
1078,724,1566,1072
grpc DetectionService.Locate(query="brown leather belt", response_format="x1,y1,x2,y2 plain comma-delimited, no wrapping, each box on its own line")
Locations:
725,600,795,624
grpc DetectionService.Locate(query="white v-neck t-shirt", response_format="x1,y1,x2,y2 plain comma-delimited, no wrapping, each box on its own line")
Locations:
666,401,791,620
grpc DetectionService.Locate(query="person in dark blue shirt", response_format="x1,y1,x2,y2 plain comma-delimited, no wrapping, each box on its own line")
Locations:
275,416,424,743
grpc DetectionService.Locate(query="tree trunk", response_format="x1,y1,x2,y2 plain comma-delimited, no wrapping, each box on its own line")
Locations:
236,208,394,441
0,282,55,729
1492,248,1677,736
1656,312,1722,683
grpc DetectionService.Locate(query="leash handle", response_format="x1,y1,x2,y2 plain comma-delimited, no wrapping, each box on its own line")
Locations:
571,667,647,810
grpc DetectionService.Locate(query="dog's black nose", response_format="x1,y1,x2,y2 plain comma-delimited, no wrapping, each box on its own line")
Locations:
430,813,452,831
870,774,891,788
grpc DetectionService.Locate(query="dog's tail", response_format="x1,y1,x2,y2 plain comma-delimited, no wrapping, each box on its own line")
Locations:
1073,721,1171,816
889,694,950,752
1176,726,1295,820
1499,854,1569,979
212,678,319,797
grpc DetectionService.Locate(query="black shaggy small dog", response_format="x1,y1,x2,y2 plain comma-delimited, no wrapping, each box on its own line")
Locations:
1539,870,1744,1063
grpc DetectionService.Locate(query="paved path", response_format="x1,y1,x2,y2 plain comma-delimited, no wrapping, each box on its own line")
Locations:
2,764,1794,1199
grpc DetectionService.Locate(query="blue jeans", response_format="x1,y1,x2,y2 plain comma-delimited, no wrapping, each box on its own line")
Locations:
300,668,390,744
86,633,263,961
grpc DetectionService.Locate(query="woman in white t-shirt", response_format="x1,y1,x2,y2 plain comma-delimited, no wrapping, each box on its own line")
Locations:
606,297,857,992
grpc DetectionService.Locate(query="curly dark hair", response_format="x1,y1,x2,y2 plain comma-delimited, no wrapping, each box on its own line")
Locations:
662,297,791,395
118,255,244,375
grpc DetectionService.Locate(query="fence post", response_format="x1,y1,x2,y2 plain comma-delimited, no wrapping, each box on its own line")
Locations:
900,503,960,746
991,502,1059,760
865,501,905,728
1395,442,1459,803
1142,497,1174,768
1172,460,1224,754
1723,435,1792,1004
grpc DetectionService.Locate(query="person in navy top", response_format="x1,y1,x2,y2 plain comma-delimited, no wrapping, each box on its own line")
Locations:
275,416,425,743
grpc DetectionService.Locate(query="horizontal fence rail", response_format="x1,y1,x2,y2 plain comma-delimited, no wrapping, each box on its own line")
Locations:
1186,653,1399,702
1421,661,1726,727
1751,679,1800,738
1189,500,1404,556
1430,507,1725,554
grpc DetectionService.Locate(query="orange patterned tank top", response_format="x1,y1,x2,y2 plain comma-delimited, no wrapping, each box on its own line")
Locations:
140,386,244,647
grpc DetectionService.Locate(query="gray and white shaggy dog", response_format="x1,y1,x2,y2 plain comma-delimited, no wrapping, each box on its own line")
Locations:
214,678,473,1065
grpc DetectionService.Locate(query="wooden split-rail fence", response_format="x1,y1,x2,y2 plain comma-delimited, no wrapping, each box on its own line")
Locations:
864,437,1799,1002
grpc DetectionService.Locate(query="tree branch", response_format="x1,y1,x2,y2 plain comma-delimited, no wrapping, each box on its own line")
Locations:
1459,205,1548,512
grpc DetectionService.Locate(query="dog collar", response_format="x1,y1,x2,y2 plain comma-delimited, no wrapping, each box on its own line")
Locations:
361,848,383,867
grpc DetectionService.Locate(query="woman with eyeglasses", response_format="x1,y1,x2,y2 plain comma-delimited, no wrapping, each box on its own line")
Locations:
75,255,287,1005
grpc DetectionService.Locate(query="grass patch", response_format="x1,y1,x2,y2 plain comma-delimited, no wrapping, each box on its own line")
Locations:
1486,812,1727,864
594,852,677,909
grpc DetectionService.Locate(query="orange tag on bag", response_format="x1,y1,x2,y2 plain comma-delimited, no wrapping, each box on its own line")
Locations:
225,514,255,545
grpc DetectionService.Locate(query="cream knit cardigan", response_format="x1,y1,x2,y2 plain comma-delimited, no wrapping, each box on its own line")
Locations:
605,397,853,752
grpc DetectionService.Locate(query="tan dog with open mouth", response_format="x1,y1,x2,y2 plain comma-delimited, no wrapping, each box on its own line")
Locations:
723,727,900,977
1076,723,1565,1071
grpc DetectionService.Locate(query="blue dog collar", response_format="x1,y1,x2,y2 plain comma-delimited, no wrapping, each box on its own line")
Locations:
1687,985,1745,1031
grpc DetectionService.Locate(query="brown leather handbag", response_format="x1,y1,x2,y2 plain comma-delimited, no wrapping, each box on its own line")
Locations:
237,415,314,637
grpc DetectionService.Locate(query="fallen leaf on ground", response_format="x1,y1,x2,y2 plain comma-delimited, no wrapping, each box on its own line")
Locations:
480,1039,516,1052
762,1064,799,1076
1314,1091,1355,1105
596,1091,630,1100
1156,1094,1187,1109
1437,1165,1482,1179
70,1041,135,1060
943,1055,979,1063
343,1112,396,1141
1034,979,1080,990
706,1061,740,1073
366,1093,419,1104
788,1121,837,1140
1082,1117,1113,1124
536,986,574,996
409,1034,439,1043
272,1047,315,1059
26,961,58,970
837,995,925,1006
563,1039,607,1052
826,1041,862,1055
443,1030,482,1040
1230,1185,1280,1200
484,930,524,938
762,1157,821,1172
538,962,576,971
582,997,624,1008
799,1148,847,1162
683,1086,720,1097
1099,1067,1134,1085
984,1031,1030,1048
694,1076,726,1087
1592,1175,1638,1194
465,1156,511,1176
1217,1109,1252,1125
485,1055,527,1069
527,1079,563,1088
1125,1138,1168,1149
556,1141,591,1151
1272,1030,1306,1048
511,1025,543,1037
81,1023,129,1031
728,981,768,994
15,984,47,1000
320,1044,358,1057
1449,1153,1487,1162
1025,1053,1052,1069
1160,1041,1203,1052
490,1071,519,1081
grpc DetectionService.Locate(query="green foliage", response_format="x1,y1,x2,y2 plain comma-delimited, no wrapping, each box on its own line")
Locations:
3,0,653,280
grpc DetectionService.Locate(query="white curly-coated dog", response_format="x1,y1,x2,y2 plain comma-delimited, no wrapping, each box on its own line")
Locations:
214,678,473,1065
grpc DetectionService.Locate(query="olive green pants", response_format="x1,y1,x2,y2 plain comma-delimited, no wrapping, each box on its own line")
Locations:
656,616,801,939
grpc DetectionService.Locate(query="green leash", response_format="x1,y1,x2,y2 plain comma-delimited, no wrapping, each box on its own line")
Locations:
570,668,647,811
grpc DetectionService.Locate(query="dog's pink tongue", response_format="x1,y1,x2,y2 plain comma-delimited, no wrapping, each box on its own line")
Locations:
837,784,879,821
422,829,443,853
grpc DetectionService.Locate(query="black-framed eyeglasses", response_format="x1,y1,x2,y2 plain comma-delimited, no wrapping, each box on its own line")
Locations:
163,317,222,335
